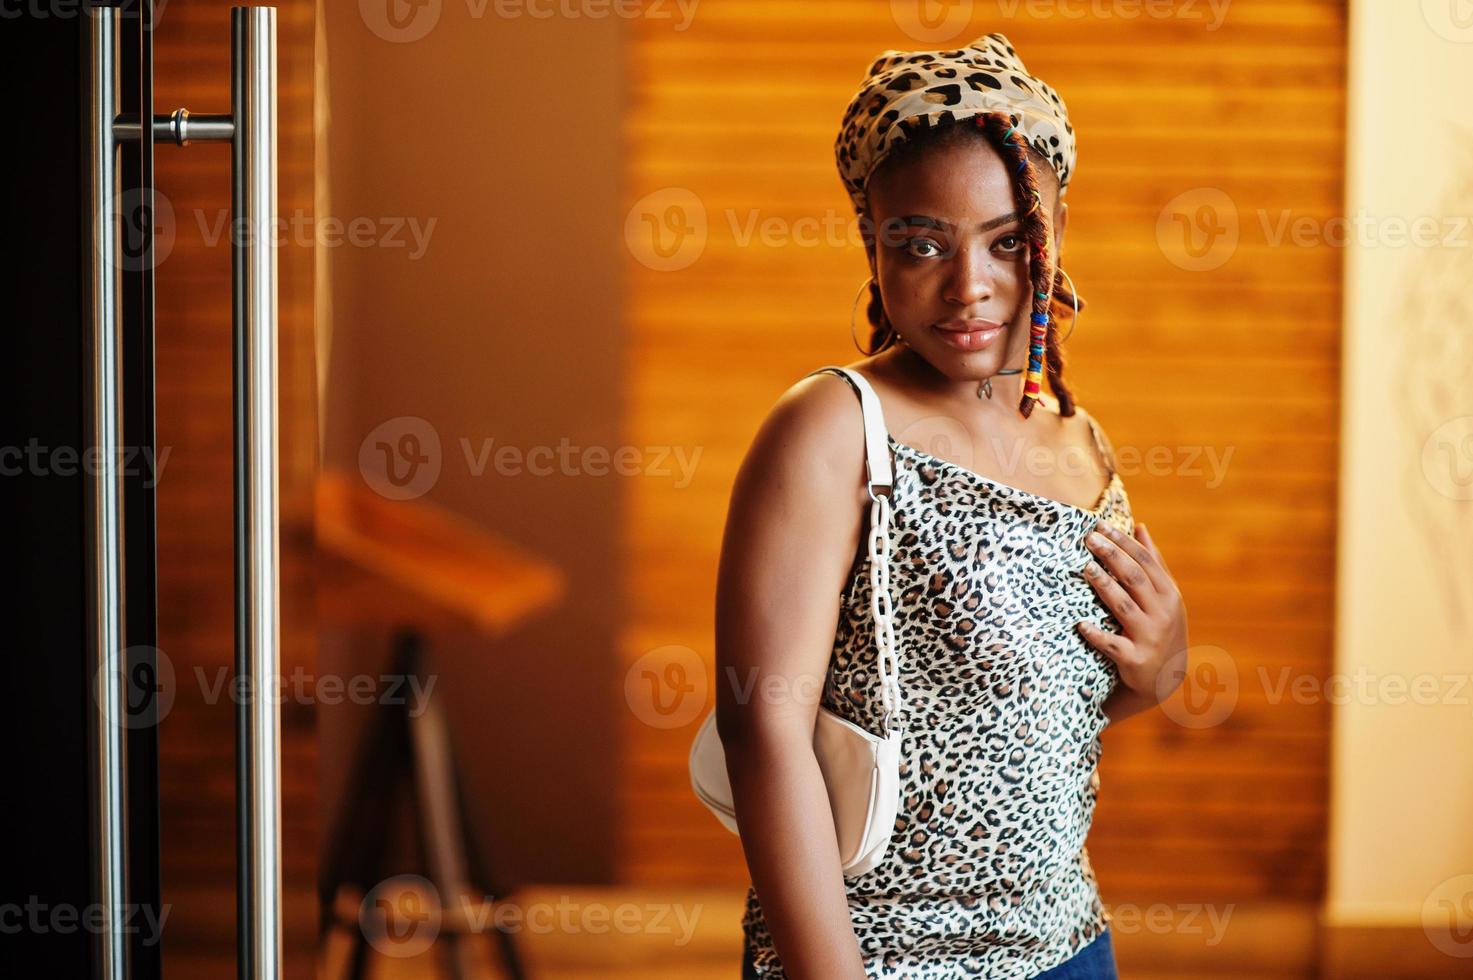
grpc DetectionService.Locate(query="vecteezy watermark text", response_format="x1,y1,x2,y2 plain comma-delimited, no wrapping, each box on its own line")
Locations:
195,208,437,259
194,666,438,717
1,440,171,487
459,437,702,487
357,875,703,957
357,416,706,501
1102,901,1234,945
359,0,699,44
0,899,171,946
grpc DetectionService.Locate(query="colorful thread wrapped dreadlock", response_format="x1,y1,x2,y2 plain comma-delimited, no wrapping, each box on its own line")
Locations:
985,112,1057,419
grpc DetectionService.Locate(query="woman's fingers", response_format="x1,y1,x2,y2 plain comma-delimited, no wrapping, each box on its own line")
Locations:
1076,619,1130,661
1085,522,1162,604
1138,522,1172,578
1080,553,1150,634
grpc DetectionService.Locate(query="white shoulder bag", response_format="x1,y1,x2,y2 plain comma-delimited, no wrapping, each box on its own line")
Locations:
688,365,906,878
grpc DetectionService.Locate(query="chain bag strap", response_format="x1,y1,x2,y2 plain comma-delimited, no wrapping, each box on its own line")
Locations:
688,366,905,876
866,490,903,733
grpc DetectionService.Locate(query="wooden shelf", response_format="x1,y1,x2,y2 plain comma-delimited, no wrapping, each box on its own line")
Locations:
315,469,565,638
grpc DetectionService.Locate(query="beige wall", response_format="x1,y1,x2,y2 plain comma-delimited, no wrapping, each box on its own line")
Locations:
1328,0,1473,931
319,5,628,883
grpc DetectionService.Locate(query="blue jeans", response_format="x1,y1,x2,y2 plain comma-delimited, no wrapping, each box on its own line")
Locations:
1031,927,1118,979
739,927,1117,979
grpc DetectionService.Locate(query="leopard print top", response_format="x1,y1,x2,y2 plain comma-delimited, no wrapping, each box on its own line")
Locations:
741,382,1130,979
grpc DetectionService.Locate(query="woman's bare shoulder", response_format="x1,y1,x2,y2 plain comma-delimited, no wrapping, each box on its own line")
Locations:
1068,402,1119,469
737,369,869,490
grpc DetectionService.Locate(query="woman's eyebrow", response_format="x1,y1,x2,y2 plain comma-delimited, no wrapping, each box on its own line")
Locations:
897,212,1021,233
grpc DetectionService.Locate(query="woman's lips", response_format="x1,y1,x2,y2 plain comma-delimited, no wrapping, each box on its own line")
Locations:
932,320,1005,352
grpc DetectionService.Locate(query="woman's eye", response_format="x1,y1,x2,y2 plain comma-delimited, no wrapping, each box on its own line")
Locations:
905,237,943,258
995,233,1024,253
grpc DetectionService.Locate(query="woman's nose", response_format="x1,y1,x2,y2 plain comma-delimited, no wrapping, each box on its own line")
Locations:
942,241,995,308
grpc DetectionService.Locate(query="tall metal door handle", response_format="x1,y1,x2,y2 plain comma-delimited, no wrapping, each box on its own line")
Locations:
230,8,283,980
88,7,283,979
85,8,129,980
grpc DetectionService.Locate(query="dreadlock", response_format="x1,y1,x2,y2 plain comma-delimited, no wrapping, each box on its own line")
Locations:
859,112,1082,418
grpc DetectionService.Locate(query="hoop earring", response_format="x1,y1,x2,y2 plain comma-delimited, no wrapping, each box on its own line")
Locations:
1057,267,1082,343
850,275,890,355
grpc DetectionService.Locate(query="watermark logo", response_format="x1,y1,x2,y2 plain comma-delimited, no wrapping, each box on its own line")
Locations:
1156,644,1237,729
1161,188,1472,269
1422,0,1473,43
625,645,706,729
625,188,707,272
1258,666,1473,707
994,0,1231,31
97,191,435,268
890,0,974,43
357,422,704,497
0,898,171,945
194,208,437,258
889,415,1235,490
460,892,702,942
1422,873,1473,957
1103,900,1234,944
1421,416,1473,501
360,0,442,42
361,874,442,957
1157,188,1239,272
460,437,703,487
93,645,176,730
893,414,979,474
1259,209,1472,249
359,416,443,500
5,1,171,28
193,666,440,716
0,439,171,487
94,659,437,729
361,0,698,39
98,187,176,273
354,883,706,945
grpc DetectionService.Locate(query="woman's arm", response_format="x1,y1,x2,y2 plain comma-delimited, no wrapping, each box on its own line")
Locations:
714,373,873,980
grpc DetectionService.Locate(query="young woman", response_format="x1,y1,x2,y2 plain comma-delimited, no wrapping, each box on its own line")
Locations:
714,34,1190,979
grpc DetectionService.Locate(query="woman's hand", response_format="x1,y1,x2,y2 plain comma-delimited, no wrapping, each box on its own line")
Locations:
1076,521,1190,714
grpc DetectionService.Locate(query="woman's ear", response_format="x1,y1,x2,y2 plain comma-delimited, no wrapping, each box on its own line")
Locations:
1053,199,1070,254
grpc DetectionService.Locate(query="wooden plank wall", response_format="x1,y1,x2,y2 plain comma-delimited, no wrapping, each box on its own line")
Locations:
153,1,319,973
618,0,1346,903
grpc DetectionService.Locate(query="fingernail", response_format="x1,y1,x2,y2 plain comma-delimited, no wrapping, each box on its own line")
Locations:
1085,560,1102,576
1087,532,1107,548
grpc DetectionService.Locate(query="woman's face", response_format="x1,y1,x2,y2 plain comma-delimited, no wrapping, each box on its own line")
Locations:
864,136,1067,381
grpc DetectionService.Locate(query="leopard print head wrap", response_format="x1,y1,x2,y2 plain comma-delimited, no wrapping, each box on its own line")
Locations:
835,32,1077,217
